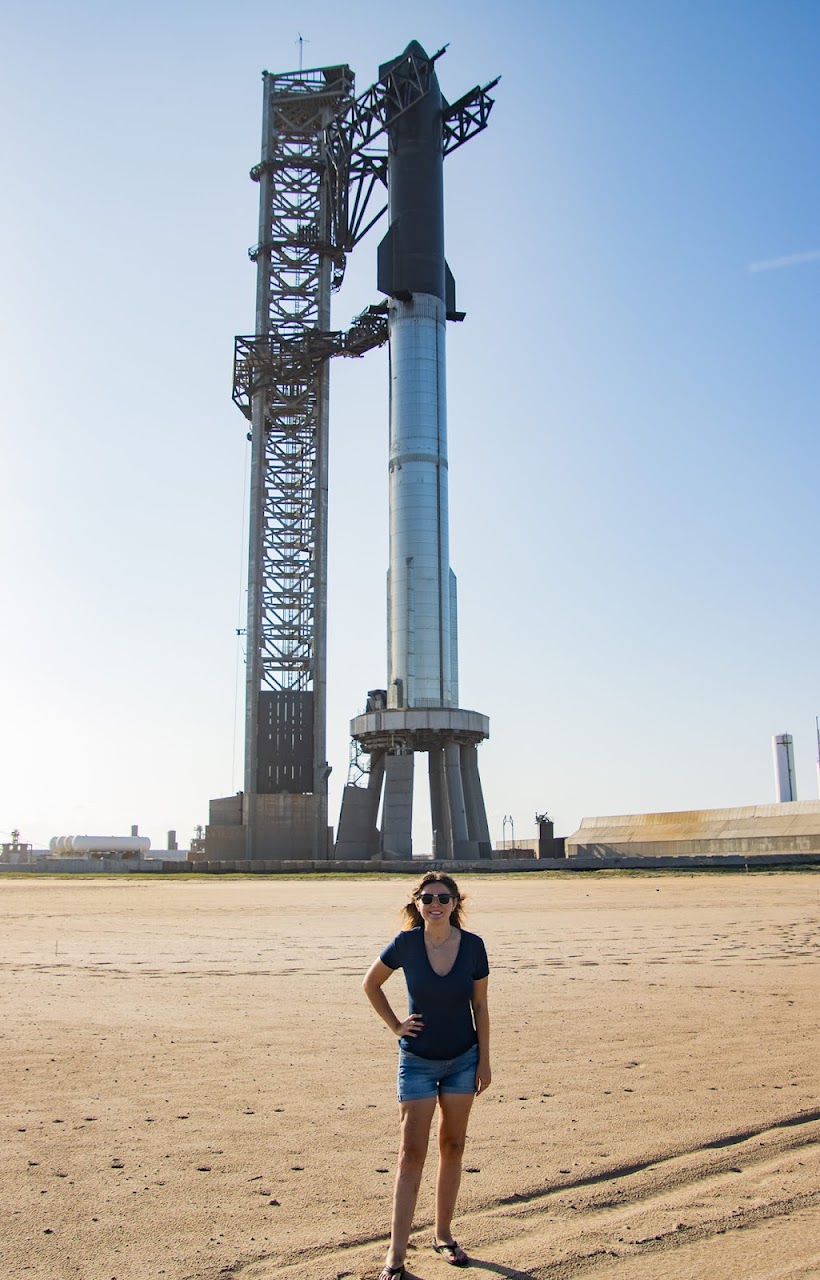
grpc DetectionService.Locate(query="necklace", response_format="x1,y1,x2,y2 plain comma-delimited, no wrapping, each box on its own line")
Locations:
425,927,454,951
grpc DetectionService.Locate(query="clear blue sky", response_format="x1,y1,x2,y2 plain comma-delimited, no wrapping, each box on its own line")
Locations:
1,1,818,851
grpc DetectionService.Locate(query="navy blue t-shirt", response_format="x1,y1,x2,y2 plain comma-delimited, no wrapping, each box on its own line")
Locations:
380,927,489,1060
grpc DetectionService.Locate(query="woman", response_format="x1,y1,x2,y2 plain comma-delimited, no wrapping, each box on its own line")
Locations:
363,871,491,1279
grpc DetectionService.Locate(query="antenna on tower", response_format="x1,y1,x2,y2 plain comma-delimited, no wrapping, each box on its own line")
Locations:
296,33,309,71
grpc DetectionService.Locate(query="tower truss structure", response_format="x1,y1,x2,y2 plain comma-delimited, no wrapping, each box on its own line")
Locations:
241,66,353,819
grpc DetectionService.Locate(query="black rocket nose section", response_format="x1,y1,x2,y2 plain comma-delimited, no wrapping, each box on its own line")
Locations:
402,38,429,60
379,39,433,83
377,39,448,303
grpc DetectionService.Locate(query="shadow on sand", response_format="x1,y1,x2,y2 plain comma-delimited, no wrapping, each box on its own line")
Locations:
463,1259,541,1280
402,1260,540,1280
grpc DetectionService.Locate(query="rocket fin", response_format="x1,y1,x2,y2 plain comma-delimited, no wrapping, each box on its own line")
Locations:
378,221,414,300
377,222,397,297
445,262,464,320
378,221,414,301
445,262,456,313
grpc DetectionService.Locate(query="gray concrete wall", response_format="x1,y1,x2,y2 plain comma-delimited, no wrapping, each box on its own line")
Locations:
252,794,331,860
210,794,244,826
3,852,819,875
0,858,184,874
334,785,380,859
202,792,331,861
201,825,246,861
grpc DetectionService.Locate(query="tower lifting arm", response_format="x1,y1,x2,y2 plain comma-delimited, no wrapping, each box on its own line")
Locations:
323,46,497,269
232,306,389,420
442,77,500,155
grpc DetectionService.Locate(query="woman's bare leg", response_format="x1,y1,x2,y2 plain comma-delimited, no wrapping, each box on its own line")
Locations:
384,1096,437,1270
434,1091,475,1247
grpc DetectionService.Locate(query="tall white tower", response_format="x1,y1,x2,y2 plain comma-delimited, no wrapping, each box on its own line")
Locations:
772,733,797,802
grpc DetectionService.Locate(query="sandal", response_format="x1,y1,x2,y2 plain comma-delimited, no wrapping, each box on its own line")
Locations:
432,1238,469,1267
378,1266,406,1280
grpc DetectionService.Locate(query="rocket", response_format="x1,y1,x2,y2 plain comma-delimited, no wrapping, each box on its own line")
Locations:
377,41,460,711
336,40,495,861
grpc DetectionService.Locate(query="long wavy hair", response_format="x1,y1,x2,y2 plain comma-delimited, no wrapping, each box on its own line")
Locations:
400,870,466,930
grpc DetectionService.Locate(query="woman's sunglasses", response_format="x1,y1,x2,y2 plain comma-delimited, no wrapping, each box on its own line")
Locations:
418,892,454,905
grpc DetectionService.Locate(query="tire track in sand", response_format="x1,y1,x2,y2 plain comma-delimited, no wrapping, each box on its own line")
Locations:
458,1108,820,1280
218,1109,820,1280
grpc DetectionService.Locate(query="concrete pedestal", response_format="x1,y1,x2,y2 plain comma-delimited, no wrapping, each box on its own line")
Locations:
202,792,332,861
335,706,491,860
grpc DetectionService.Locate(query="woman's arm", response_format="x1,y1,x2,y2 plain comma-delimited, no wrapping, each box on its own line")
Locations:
472,975,491,1095
362,958,423,1039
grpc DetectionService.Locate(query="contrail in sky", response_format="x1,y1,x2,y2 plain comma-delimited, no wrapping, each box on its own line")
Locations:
748,248,820,273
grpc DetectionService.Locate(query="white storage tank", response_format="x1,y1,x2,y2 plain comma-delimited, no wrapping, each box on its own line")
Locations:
64,835,151,855
71,835,151,855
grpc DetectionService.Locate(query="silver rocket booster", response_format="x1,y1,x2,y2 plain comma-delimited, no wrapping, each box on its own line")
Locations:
378,42,459,711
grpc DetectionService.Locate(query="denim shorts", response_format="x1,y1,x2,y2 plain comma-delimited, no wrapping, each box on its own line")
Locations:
397,1043,479,1102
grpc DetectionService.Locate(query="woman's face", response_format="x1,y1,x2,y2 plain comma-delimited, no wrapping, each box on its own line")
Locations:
416,881,458,928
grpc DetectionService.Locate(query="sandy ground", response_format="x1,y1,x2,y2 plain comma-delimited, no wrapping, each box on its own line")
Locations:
1,872,818,1280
